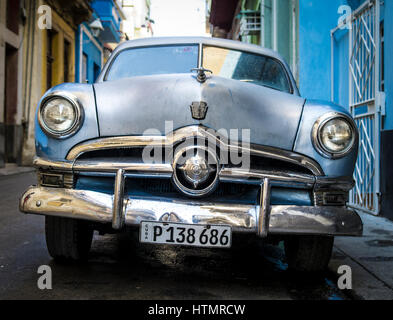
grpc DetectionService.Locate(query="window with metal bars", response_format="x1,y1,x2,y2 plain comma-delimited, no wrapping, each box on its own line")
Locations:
239,10,261,36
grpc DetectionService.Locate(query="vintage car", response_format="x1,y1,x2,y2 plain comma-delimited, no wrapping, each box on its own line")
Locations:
20,37,362,272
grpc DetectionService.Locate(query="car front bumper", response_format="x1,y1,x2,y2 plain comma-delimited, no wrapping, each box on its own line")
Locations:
20,184,363,237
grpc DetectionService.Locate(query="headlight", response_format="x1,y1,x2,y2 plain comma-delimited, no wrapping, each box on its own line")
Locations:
38,93,83,138
312,113,357,158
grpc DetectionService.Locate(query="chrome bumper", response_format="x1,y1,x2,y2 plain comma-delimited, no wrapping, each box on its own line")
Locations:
20,184,363,237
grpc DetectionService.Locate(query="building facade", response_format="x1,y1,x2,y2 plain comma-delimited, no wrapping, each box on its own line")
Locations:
0,0,25,167
209,0,298,78
76,0,126,84
210,0,392,220
76,14,105,84
297,0,392,220
91,0,125,44
1,0,131,167
21,0,92,165
118,0,154,40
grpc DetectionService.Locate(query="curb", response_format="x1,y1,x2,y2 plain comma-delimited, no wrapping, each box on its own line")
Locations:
0,167,35,178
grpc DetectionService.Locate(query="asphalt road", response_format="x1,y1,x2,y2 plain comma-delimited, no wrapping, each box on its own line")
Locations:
0,172,350,300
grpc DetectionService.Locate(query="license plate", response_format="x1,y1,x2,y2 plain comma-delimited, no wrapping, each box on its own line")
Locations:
139,221,232,248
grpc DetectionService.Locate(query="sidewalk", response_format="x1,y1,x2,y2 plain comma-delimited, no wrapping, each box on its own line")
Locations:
0,163,34,177
329,211,393,300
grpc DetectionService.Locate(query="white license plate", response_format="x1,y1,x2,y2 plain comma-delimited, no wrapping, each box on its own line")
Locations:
139,221,232,248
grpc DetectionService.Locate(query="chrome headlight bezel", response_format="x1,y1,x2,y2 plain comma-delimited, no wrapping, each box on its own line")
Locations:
312,112,358,159
38,92,84,139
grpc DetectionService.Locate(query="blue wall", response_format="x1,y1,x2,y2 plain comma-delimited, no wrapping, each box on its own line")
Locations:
298,0,350,102
91,0,122,43
75,25,103,84
384,0,393,130
332,28,349,109
298,0,392,131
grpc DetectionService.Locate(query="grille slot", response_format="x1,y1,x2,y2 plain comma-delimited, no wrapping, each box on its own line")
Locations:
126,178,258,202
249,155,313,175
74,175,313,206
76,147,314,176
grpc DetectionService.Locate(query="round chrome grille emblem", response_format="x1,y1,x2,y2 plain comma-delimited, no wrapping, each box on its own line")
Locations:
172,145,219,197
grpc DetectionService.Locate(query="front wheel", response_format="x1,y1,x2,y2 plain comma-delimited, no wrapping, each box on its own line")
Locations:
45,216,93,262
284,235,334,272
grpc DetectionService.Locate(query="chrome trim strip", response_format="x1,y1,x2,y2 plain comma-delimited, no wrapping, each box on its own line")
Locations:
65,126,324,175
219,167,315,188
112,169,125,230
257,178,271,238
34,157,73,171
73,160,173,175
19,186,363,236
34,157,173,177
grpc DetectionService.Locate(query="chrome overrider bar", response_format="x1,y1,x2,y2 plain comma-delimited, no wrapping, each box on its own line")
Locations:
19,185,363,237
20,168,363,237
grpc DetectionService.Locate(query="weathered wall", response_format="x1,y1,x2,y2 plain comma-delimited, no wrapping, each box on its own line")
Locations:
0,0,5,167
21,0,78,165
0,0,24,166
21,0,44,166
383,0,393,130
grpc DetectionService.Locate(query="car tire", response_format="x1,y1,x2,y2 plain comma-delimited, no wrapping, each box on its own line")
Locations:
45,216,93,262
284,235,334,272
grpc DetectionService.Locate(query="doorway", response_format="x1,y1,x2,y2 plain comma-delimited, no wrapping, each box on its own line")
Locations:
4,44,20,164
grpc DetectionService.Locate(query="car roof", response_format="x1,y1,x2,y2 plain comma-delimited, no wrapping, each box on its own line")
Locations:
112,36,286,62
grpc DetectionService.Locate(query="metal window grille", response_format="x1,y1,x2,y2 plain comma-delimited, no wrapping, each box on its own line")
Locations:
331,0,384,215
240,11,261,36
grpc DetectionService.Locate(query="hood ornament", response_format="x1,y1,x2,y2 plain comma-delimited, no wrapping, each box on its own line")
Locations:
191,67,213,83
190,101,208,120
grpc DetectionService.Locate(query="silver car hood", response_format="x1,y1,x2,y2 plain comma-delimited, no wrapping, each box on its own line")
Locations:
94,74,305,151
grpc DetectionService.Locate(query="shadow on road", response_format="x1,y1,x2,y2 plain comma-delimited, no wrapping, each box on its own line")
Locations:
40,231,348,300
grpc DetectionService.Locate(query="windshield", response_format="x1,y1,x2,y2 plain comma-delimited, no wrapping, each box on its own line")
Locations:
105,44,199,81
202,46,291,93
105,44,291,93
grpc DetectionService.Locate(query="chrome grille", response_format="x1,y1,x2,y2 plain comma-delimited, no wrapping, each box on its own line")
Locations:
75,147,314,176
